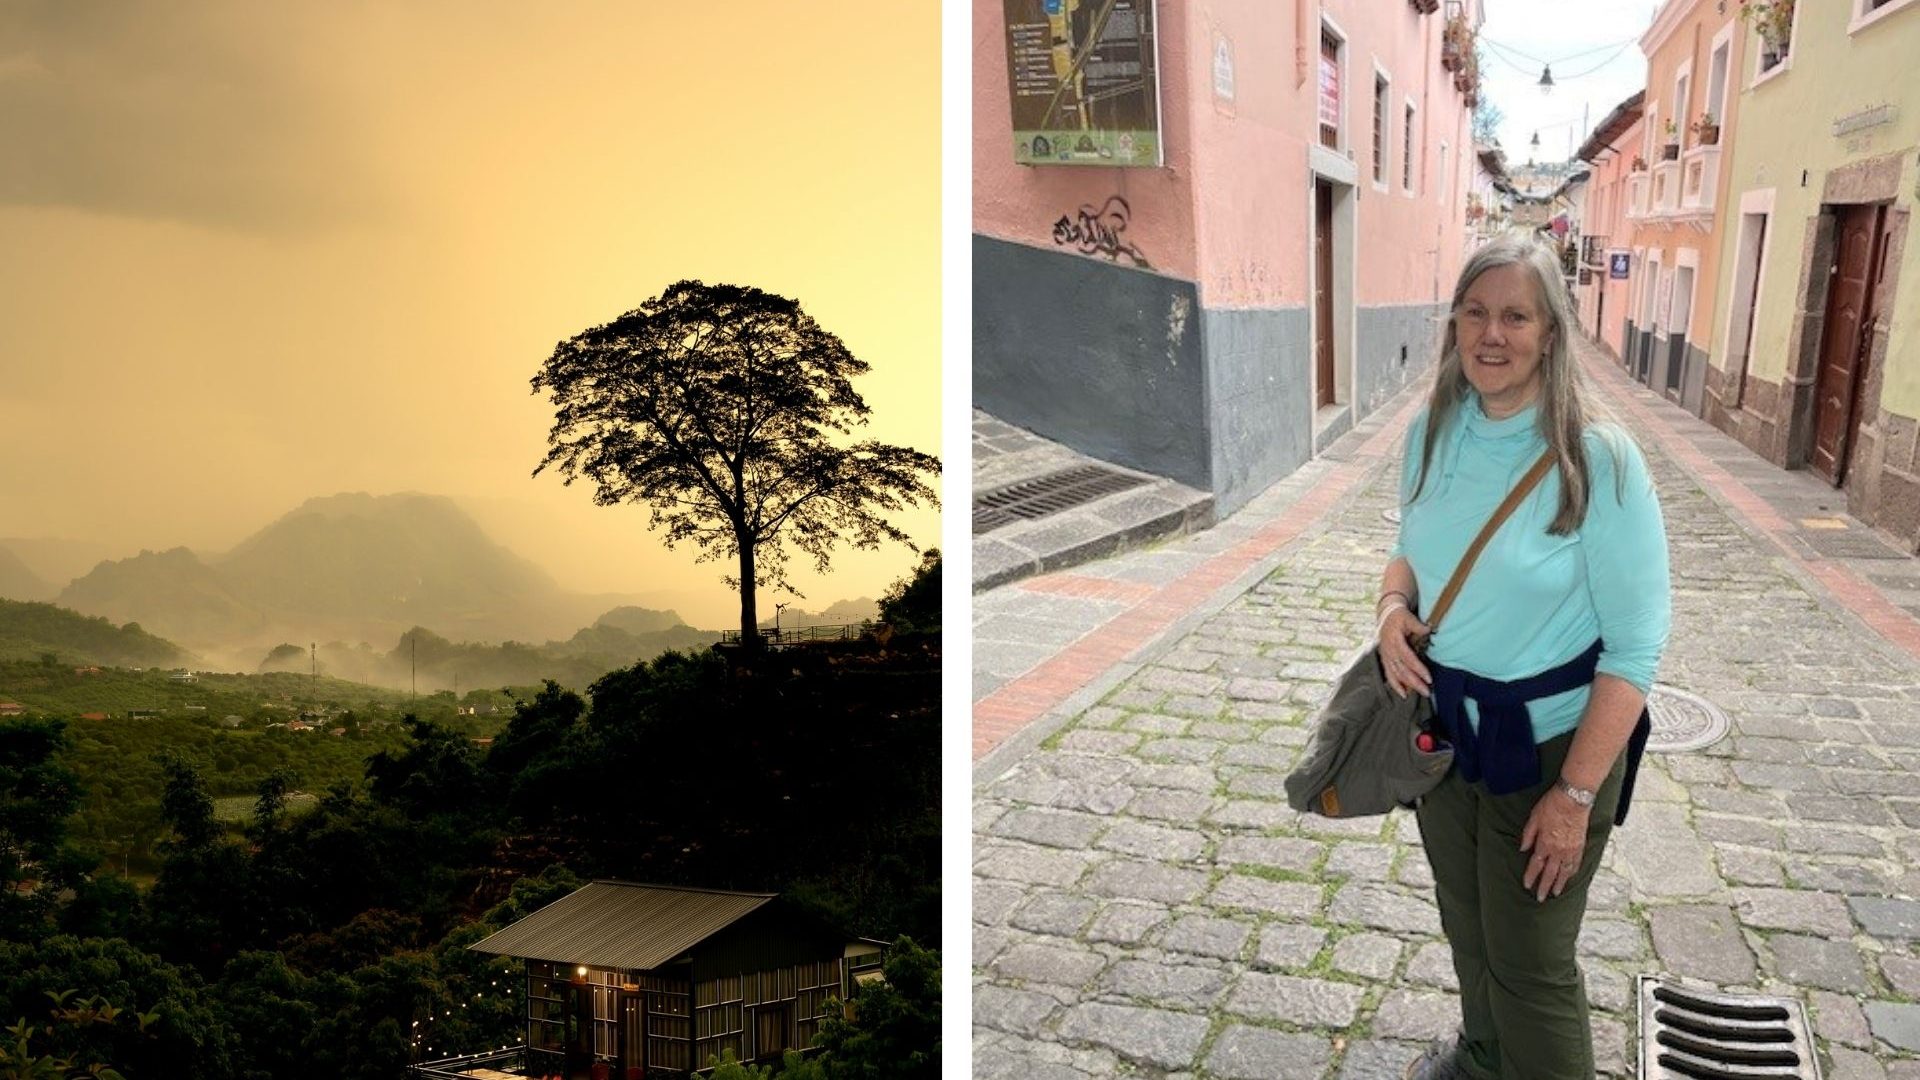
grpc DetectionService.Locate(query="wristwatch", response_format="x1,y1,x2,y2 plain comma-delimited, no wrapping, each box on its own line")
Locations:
1556,779,1597,809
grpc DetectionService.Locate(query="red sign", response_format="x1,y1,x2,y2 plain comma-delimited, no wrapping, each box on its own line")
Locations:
1318,54,1340,129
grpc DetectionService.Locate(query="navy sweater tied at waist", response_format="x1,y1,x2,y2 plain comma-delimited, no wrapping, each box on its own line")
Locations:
1427,639,1652,826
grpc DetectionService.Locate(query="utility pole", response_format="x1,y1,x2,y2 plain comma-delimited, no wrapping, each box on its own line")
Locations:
310,642,316,692
411,636,417,701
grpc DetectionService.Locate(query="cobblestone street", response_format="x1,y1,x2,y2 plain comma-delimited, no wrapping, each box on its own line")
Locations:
972,340,1920,1078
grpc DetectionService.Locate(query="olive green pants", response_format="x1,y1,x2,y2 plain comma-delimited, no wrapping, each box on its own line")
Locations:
1414,731,1627,1080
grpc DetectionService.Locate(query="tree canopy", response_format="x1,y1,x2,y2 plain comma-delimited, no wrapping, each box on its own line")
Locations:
531,281,940,644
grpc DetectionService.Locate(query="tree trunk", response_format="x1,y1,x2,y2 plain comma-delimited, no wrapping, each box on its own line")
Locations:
737,538,760,650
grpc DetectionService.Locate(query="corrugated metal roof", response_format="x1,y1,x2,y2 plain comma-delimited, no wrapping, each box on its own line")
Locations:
468,881,775,970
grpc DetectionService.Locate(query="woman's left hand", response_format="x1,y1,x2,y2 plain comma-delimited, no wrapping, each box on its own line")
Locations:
1519,789,1590,902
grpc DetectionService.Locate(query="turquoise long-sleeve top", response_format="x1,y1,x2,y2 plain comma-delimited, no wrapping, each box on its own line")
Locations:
1391,393,1671,743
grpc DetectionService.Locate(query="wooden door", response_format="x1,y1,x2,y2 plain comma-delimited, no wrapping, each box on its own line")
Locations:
1812,204,1886,483
1315,180,1335,408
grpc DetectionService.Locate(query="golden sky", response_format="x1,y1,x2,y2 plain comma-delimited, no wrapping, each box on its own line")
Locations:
0,1,941,632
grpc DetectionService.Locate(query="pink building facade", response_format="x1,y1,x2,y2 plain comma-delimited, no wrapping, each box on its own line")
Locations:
974,0,1481,514
1575,93,1644,360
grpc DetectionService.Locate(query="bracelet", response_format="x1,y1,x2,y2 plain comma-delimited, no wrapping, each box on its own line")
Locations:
1376,590,1413,616
1375,599,1408,638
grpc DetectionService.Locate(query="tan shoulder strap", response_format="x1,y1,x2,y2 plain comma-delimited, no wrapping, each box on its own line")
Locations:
1423,449,1556,634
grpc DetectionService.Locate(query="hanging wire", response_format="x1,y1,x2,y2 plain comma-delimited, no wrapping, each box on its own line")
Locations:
1479,37,1637,85
1478,36,1638,67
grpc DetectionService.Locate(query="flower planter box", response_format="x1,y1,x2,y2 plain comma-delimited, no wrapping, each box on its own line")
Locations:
1661,143,1680,161
1695,125,1720,146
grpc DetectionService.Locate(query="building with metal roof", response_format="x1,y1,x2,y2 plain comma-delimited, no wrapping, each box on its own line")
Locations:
415,882,884,1080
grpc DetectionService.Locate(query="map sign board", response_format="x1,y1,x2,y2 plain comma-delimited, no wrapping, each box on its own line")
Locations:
1610,251,1631,280
1004,0,1162,167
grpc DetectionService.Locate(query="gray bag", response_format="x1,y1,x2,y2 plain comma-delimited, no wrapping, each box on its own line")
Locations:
1284,451,1555,818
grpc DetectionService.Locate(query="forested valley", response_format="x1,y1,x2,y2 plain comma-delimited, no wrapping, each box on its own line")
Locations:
0,561,941,1079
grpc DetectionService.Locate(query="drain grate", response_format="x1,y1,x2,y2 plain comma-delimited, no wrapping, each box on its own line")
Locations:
1802,531,1906,560
972,465,1151,534
1647,685,1732,753
1637,976,1821,1079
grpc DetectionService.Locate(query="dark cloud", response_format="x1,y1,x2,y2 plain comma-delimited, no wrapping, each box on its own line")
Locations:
0,1,379,230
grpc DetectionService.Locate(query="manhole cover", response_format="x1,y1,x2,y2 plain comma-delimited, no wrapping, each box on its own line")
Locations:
1383,507,1402,524
1646,684,1731,753
972,464,1152,535
1637,976,1819,1079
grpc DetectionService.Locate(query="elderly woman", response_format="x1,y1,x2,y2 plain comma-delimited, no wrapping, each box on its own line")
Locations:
1377,234,1671,1080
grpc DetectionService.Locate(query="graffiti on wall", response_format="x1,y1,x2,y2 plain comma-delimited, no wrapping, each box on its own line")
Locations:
1052,196,1151,268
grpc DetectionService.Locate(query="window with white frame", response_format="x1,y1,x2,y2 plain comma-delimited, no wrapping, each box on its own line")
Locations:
1319,27,1345,150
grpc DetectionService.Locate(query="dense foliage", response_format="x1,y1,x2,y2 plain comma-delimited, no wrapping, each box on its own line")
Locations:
0,601,187,668
0,581,938,1078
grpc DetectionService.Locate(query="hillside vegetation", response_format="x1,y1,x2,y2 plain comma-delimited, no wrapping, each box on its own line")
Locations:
0,599,190,668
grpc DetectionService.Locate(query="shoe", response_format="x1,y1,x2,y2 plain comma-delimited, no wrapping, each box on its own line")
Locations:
1403,1033,1473,1080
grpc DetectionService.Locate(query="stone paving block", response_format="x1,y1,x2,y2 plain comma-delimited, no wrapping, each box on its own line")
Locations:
975,841,1102,888
1691,785,1789,817
1159,915,1252,960
1331,932,1404,981
1162,692,1225,718
976,879,1028,926
1404,941,1459,990
1586,963,1631,1014
1204,1025,1334,1080
974,983,1064,1038
975,926,1012,968
1782,823,1885,857
1083,860,1210,905
1118,712,1189,735
1083,902,1168,946
1189,719,1256,742
1126,761,1218,792
1647,904,1757,986
1094,818,1209,863
1695,814,1783,847
1137,667,1225,696
1328,883,1442,935
1057,729,1142,756
1593,1015,1630,1078
1811,988,1875,1048
1611,805,1726,898
1881,954,1920,996
1578,917,1648,961
1768,933,1869,993
1731,760,1833,792
1054,1001,1210,1070
1732,887,1856,937
1208,874,1323,919
971,1031,1116,1080
1226,676,1292,701
1011,892,1100,938
1784,858,1894,895
1208,799,1296,830
1850,895,1920,940
991,940,1110,988
990,807,1110,849
1865,1001,1920,1053
1125,787,1217,822
1337,1039,1427,1080
1225,972,1363,1028
1254,923,1330,971
1220,742,1299,769
1138,736,1225,764
1828,1046,1890,1080
1097,958,1231,1010
1372,989,1462,1042
1325,842,1395,882
1714,845,1787,886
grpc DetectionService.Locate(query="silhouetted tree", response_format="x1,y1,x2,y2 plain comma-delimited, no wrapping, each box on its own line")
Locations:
876,549,940,635
531,281,940,647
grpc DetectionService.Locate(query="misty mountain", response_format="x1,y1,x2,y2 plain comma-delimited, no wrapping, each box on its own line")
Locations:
0,537,122,592
0,545,53,602
298,617,722,691
757,597,878,629
0,597,192,667
58,547,265,644
593,606,689,636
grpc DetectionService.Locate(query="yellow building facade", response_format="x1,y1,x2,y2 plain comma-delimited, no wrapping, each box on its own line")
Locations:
1704,0,1920,545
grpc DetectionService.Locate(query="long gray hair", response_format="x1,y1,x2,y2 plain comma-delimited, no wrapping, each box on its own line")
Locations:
1412,232,1619,535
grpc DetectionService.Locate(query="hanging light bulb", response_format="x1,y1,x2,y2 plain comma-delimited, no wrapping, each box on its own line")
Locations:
1530,130,1541,149
1538,64,1555,94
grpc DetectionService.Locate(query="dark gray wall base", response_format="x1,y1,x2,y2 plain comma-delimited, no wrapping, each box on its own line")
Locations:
1203,307,1312,515
1356,303,1446,422
1682,342,1709,416
974,235,1209,491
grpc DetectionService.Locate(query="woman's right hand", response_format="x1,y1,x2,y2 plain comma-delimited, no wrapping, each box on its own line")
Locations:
1377,606,1433,698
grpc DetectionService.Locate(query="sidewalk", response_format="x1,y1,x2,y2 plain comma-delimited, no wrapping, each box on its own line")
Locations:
972,335,1920,1079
